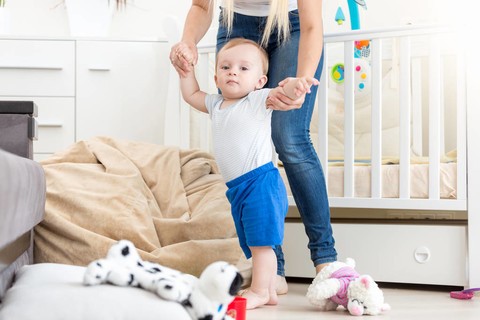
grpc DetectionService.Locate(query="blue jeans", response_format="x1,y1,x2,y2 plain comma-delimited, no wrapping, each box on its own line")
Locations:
217,10,337,276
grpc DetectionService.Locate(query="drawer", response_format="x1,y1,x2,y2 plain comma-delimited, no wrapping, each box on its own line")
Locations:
35,98,75,154
0,40,75,96
284,221,467,286
75,40,168,144
2,97,75,154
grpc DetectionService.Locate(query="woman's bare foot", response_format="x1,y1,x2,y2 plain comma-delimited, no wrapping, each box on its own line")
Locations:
275,275,288,295
315,262,331,274
242,289,278,309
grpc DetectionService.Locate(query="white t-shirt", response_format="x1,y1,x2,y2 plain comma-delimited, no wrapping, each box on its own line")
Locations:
220,0,298,17
205,89,273,182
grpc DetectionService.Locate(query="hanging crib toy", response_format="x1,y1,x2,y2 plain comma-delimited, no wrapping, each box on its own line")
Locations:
331,0,370,95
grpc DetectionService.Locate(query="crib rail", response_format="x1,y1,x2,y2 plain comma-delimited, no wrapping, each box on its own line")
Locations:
323,25,466,210
184,25,467,211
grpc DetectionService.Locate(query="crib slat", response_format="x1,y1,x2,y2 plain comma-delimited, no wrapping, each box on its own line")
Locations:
411,58,423,156
399,36,411,199
370,39,383,198
428,35,441,200
318,45,329,187
344,41,355,198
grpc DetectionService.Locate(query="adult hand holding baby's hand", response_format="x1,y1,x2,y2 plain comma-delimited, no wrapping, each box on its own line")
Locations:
280,76,320,98
170,41,198,77
267,77,319,111
267,85,305,111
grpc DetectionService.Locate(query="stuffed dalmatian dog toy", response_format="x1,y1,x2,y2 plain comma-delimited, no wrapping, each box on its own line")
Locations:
84,240,243,320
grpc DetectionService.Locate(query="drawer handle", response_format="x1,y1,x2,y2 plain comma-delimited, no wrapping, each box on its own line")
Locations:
414,246,431,264
88,66,111,71
37,120,63,128
0,64,64,70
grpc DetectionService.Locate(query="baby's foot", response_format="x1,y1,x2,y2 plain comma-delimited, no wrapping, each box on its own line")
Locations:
242,289,277,309
238,278,287,297
268,289,278,306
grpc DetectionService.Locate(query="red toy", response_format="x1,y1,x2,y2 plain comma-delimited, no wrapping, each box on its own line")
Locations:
227,296,246,320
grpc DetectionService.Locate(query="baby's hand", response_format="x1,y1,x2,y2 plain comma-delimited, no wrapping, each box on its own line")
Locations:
170,41,197,78
279,77,320,100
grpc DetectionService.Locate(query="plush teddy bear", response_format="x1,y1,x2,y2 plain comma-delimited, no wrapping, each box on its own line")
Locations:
306,258,390,316
84,240,243,320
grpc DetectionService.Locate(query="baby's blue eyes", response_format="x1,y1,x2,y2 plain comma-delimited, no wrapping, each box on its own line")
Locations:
219,66,249,71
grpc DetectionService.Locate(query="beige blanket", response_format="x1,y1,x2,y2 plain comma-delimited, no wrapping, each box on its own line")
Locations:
34,137,244,277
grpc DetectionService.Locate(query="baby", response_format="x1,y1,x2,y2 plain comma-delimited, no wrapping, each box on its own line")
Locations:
178,37,318,309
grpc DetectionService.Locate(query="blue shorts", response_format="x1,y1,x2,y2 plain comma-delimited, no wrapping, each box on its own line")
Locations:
226,162,288,259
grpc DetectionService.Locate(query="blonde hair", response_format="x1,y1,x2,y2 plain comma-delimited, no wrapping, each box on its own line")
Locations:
217,38,269,74
220,0,291,47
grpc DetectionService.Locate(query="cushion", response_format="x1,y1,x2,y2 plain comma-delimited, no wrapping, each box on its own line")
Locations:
0,263,190,320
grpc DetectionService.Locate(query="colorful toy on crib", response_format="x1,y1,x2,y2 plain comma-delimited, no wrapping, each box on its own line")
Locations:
306,258,390,316
355,39,371,58
348,0,367,30
84,240,244,320
335,7,346,25
331,58,370,95
354,58,370,93
331,63,345,84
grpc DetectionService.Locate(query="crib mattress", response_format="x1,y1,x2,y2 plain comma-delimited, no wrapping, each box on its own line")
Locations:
279,162,457,199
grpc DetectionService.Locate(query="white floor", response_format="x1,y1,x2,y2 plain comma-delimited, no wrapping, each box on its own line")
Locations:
247,282,480,320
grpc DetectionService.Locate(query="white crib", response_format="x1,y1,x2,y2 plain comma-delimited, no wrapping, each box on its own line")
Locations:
170,25,480,288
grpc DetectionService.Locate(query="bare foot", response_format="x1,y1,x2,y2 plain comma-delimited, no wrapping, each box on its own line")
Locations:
239,276,288,296
242,289,272,309
315,262,331,274
276,275,288,295
268,289,278,305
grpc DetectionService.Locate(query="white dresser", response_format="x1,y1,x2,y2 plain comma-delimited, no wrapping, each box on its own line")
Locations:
0,36,169,161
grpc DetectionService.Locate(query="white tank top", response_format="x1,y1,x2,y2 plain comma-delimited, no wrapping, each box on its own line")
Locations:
221,0,298,17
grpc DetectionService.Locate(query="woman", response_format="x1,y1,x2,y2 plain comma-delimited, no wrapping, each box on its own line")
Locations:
170,0,337,294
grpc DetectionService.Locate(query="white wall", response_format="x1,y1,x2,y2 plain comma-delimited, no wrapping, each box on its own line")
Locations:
2,0,190,38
